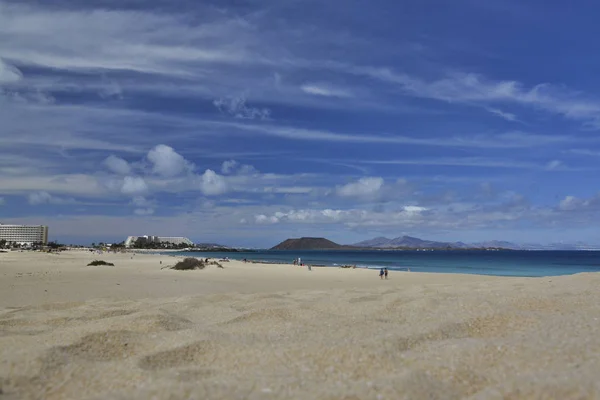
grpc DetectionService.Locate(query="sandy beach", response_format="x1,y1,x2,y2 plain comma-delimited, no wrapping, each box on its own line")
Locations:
1,250,599,399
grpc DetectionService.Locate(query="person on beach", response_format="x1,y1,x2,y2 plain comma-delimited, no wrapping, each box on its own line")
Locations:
384,268,388,279
379,268,384,279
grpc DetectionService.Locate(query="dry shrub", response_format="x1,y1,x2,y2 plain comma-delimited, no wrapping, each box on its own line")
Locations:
87,260,115,266
171,258,205,270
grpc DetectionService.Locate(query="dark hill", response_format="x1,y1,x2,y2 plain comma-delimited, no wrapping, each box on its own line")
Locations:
270,237,344,250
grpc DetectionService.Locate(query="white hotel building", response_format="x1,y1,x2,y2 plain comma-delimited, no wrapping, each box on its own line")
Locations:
0,224,49,245
124,235,193,248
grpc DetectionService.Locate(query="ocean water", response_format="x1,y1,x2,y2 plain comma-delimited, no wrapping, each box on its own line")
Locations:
169,250,600,277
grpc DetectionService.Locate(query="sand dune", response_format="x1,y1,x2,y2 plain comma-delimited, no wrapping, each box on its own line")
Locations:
1,250,599,399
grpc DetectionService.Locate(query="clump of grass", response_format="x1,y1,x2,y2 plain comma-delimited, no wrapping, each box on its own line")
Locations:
169,258,224,271
171,257,205,270
87,260,115,266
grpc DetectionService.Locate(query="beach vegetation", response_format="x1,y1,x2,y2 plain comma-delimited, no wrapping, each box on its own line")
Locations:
87,260,115,266
171,257,206,270
169,257,224,270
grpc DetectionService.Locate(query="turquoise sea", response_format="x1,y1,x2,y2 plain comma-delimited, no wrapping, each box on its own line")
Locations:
170,250,600,277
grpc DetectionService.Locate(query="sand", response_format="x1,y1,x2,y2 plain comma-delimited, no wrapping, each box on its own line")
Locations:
1,250,599,399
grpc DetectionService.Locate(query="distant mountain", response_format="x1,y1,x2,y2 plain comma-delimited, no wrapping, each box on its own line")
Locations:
354,236,519,250
271,237,345,250
270,235,600,252
471,240,523,250
195,243,229,249
353,236,393,247
353,236,600,250
354,235,467,249
520,242,600,251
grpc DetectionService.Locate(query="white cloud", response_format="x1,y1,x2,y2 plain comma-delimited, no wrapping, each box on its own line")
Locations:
129,196,155,215
221,160,239,174
0,58,22,84
134,207,155,215
336,177,384,197
559,196,581,211
545,160,563,171
251,206,427,227
0,174,107,196
98,79,123,99
121,176,148,195
254,214,279,224
198,169,228,195
557,194,600,212
131,196,152,208
103,155,132,175
263,186,314,194
220,159,257,175
361,68,600,127
403,205,428,214
27,191,76,205
361,156,550,170
486,108,517,121
147,144,194,177
223,121,569,148
301,83,352,98
238,164,258,175
0,4,257,77
566,149,600,157
213,96,271,120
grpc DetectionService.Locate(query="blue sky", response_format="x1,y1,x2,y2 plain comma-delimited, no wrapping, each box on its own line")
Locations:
2,0,600,247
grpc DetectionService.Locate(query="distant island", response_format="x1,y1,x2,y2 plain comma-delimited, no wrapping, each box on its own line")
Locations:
271,237,349,250
270,236,516,251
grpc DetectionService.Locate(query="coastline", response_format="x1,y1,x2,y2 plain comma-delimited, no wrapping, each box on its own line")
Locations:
1,249,599,399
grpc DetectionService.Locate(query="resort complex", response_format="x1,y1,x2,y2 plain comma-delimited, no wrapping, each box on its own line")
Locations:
124,235,193,248
0,224,49,245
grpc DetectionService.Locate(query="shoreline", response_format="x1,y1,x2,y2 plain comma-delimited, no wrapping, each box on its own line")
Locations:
3,248,594,278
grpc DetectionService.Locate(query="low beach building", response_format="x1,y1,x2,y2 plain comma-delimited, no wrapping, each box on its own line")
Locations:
0,224,49,245
124,235,193,248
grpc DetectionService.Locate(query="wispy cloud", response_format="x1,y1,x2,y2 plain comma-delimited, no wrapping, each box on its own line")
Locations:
223,122,570,148
0,58,22,83
27,191,77,205
301,83,353,98
213,96,271,120
359,68,600,127
566,149,600,157
359,156,581,171
486,107,517,122
0,3,259,76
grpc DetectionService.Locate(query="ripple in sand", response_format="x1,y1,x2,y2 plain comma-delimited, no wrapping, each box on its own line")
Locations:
348,295,380,303
133,313,195,332
78,309,138,321
51,330,140,362
222,308,295,325
390,313,536,353
138,340,219,370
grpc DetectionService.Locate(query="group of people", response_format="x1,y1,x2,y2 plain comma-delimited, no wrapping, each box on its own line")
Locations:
379,268,389,279
293,257,311,271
